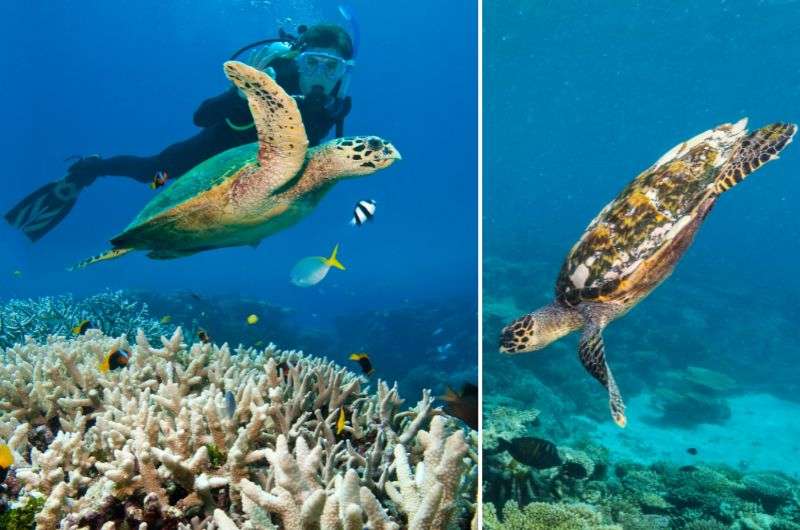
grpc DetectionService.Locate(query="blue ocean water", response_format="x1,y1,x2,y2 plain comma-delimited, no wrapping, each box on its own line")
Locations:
0,1,477,398
485,0,800,526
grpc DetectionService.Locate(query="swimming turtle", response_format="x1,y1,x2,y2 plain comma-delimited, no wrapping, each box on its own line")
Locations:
75,61,400,268
500,119,796,427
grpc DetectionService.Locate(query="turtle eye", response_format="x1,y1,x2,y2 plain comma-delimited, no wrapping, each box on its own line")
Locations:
367,138,382,150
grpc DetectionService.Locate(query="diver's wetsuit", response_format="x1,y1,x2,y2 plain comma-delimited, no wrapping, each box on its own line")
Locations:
68,58,351,186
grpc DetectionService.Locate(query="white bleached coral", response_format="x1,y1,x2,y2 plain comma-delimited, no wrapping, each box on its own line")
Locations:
0,327,476,528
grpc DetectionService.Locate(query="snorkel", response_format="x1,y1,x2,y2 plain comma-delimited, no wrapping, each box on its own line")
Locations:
335,5,359,97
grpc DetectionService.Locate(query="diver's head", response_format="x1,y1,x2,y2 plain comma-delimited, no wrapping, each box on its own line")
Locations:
324,136,401,178
294,24,354,97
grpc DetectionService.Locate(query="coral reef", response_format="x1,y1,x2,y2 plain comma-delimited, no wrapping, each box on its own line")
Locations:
0,291,169,349
0,328,476,528
482,400,540,452
484,452,800,529
332,297,478,400
137,291,478,406
482,500,620,530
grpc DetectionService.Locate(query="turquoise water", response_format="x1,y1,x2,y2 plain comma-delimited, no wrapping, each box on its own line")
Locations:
484,1,800,527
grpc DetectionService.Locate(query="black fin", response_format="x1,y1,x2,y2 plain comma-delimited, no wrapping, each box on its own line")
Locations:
495,438,510,453
578,324,626,428
5,179,79,241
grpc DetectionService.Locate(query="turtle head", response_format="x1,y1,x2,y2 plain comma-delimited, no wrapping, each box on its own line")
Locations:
500,303,582,354
317,136,402,180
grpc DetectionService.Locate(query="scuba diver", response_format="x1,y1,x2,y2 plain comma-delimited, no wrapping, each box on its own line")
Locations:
6,22,357,242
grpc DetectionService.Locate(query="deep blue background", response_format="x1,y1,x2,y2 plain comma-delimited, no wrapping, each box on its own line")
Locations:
0,1,477,326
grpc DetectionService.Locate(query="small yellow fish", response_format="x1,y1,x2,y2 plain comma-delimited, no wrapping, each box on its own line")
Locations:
72,320,91,335
336,407,346,435
0,443,12,482
11,270,21,278
160,315,172,324
0,444,13,469
99,349,129,373
254,340,264,347
246,314,259,325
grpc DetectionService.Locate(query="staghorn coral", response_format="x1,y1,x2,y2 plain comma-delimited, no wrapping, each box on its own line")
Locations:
0,328,476,529
0,291,169,349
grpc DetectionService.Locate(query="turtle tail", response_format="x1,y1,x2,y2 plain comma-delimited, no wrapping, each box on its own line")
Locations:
69,247,133,271
715,122,797,194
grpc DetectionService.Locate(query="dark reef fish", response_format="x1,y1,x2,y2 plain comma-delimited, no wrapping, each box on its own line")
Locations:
350,199,376,226
99,349,129,373
149,170,169,190
72,319,92,335
225,390,236,418
687,447,698,455
349,353,374,376
497,436,563,469
439,383,478,430
197,328,211,344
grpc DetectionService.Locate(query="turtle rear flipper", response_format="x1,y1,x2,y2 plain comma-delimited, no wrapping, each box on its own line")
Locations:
715,122,797,193
578,323,627,428
70,247,133,270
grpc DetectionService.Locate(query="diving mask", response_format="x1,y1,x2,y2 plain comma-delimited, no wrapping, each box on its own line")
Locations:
297,50,353,96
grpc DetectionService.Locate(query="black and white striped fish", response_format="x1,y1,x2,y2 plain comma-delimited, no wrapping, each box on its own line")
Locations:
350,199,377,226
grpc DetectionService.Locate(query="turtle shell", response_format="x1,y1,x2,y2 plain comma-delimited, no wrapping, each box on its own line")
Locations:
556,120,748,307
124,142,258,232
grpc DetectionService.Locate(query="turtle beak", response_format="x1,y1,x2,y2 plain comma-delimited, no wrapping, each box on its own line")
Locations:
382,142,402,162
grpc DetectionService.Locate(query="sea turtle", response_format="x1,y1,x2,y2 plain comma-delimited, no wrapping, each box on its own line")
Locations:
500,118,796,427
75,61,400,268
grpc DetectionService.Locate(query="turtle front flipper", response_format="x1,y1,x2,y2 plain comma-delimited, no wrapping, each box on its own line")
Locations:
715,122,796,193
223,61,309,192
69,247,133,270
578,323,627,428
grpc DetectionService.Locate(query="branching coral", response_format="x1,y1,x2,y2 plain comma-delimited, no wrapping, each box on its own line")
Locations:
0,291,168,349
0,328,476,528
